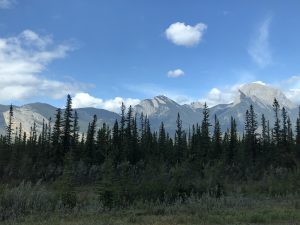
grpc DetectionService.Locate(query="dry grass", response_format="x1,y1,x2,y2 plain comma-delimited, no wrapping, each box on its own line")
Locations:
2,196,300,225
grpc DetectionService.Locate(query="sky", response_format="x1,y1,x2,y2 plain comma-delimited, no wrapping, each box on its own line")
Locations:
1,0,300,111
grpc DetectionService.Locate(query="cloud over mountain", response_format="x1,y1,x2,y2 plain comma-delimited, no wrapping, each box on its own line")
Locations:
72,92,140,112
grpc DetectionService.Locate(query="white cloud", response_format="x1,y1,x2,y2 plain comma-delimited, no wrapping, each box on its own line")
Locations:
252,81,266,85
72,92,140,113
167,69,185,78
279,76,300,104
165,22,207,47
0,0,15,8
200,79,266,107
200,76,300,107
0,29,84,101
201,86,239,107
248,17,272,67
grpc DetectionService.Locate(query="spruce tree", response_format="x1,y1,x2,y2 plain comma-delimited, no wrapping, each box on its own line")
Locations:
244,105,258,166
272,98,281,146
158,122,167,161
261,114,268,145
71,110,80,161
212,114,222,160
228,117,237,165
281,107,288,146
6,104,14,147
287,116,293,146
85,115,97,164
60,152,77,209
175,113,184,163
201,103,211,162
95,123,110,165
52,108,63,167
296,107,300,159
62,94,73,155
112,119,121,164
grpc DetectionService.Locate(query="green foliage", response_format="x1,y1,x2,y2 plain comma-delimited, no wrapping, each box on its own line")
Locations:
97,159,118,209
58,153,77,209
1,95,300,220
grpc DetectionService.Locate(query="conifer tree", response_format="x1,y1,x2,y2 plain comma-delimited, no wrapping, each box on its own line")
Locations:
71,110,80,161
244,105,258,165
85,115,97,164
296,107,300,143
261,114,268,145
281,107,288,146
296,107,300,159
201,103,211,162
287,116,293,146
175,113,184,163
62,94,73,155
212,114,222,160
120,102,126,143
158,122,167,161
95,123,110,165
228,117,237,164
6,104,14,147
112,119,121,164
97,159,118,210
52,108,63,167
72,110,80,148
125,106,135,163
60,152,77,209
272,98,281,146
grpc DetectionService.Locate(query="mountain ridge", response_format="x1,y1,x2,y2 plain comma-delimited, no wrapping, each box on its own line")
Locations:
0,83,298,135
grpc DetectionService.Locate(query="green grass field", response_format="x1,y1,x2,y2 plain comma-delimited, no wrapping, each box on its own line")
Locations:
3,196,300,225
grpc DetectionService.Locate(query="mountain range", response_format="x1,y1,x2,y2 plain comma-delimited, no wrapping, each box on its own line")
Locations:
0,82,298,136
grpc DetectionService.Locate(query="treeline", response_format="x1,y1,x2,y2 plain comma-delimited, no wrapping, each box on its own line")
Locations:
1,95,300,207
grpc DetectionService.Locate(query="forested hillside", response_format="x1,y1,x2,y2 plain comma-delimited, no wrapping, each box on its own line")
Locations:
1,94,300,208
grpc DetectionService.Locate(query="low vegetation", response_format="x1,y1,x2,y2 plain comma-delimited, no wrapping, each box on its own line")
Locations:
1,182,300,225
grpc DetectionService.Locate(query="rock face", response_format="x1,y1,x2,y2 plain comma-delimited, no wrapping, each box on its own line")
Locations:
0,83,298,136
134,95,202,133
234,82,295,109
133,83,298,134
0,103,120,135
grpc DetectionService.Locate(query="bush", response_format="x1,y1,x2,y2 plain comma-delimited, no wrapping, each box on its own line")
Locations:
0,181,58,221
61,190,77,209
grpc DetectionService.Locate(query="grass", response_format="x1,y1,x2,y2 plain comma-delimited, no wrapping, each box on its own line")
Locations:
1,182,300,225
2,196,300,225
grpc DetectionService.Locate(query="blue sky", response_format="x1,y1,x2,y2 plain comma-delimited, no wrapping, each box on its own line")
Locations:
1,0,300,111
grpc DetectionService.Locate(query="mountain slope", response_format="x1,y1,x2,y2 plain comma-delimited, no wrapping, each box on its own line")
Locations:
0,103,120,135
134,83,298,134
0,82,298,136
134,95,202,133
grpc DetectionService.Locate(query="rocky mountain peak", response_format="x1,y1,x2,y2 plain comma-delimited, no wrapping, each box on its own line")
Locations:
234,82,295,109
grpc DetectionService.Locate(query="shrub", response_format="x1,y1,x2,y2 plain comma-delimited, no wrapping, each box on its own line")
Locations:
0,182,58,221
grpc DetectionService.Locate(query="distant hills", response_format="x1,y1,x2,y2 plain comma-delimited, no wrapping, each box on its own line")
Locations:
0,82,298,135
